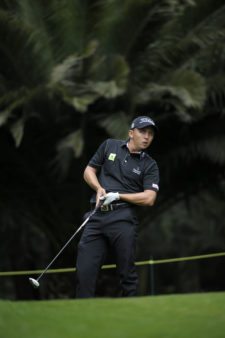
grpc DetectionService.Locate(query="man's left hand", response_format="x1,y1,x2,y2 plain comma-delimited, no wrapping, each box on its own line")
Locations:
102,192,120,206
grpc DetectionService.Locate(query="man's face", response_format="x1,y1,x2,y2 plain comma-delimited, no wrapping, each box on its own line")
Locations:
129,127,154,151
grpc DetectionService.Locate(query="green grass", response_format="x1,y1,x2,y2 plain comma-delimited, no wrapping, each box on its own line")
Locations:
1,292,225,338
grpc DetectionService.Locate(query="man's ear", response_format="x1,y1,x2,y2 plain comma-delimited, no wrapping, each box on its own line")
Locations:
129,129,134,139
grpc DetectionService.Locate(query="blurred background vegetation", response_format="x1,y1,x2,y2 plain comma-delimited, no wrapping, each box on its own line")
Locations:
0,0,225,299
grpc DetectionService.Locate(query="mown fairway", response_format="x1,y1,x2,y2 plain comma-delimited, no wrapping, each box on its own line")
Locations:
1,292,225,338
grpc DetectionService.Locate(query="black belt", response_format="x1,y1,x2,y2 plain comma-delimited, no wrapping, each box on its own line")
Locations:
93,202,130,212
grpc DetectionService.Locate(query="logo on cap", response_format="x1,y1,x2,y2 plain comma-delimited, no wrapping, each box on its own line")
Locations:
131,115,156,129
139,117,155,125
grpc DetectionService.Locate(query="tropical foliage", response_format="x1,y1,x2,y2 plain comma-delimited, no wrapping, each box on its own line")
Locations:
0,0,225,299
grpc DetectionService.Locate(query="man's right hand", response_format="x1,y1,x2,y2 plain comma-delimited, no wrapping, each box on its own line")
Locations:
96,187,106,207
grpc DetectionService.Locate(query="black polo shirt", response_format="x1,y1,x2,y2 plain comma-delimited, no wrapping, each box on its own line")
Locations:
88,139,159,202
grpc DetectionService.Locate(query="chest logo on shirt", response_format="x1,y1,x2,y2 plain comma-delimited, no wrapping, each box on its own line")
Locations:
132,167,141,175
108,153,116,161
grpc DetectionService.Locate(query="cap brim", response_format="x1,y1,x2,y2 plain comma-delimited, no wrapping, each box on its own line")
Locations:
136,123,158,131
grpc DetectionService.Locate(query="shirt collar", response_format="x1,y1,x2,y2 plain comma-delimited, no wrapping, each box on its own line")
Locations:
121,140,146,158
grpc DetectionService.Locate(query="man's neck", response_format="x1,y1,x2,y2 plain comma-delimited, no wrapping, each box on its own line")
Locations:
127,141,141,154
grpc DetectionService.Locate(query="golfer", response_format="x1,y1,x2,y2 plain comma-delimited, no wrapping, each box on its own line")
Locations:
76,116,159,298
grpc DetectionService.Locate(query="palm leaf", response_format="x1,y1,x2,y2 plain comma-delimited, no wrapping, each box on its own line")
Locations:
0,8,52,85
51,129,84,180
98,112,130,139
135,3,225,82
9,118,25,147
135,69,206,121
57,129,84,158
206,74,225,112
46,0,97,58
97,0,194,56
50,50,129,112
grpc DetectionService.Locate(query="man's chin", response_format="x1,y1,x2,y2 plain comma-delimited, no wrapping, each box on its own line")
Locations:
141,144,149,150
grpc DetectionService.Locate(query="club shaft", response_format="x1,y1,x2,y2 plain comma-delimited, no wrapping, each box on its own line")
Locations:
36,207,98,282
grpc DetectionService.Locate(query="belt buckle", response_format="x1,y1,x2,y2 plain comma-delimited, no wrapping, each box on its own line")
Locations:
101,204,109,212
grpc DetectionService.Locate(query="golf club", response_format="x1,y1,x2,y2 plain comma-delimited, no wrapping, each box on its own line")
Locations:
29,201,103,288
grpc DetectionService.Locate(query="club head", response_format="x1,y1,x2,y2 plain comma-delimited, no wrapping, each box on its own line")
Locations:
29,277,40,288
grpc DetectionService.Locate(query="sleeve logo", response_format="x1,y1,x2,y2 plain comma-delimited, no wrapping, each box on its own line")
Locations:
152,183,159,190
108,153,116,161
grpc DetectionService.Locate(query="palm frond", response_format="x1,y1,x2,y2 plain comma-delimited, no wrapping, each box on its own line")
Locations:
206,74,225,113
0,8,52,86
98,112,130,139
46,0,96,58
135,3,225,82
0,109,11,126
0,89,28,126
51,129,84,180
50,50,129,112
15,0,54,65
57,129,84,158
135,69,206,122
96,0,194,55
9,118,25,147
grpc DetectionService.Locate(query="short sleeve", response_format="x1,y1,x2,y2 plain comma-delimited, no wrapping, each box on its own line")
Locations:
143,160,160,192
88,140,108,169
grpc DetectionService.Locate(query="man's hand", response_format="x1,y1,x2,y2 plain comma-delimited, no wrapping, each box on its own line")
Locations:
102,192,120,206
96,187,106,207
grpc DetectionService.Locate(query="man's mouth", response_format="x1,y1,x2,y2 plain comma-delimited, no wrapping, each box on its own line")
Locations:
142,142,148,146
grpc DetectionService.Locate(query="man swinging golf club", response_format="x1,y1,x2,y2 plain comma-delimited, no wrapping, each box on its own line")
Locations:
29,201,102,288
76,115,160,298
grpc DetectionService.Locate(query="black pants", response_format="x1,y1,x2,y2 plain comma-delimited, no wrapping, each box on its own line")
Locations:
76,206,138,298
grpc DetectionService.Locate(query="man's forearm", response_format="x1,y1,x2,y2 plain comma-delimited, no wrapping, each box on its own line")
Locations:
84,166,157,207
119,190,157,207
83,166,101,191
84,166,106,205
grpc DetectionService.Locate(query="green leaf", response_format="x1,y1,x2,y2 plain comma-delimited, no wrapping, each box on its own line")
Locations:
169,69,206,109
135,69,206,121
57,129,84,158
0,109,11,126
98,112,130,139
9,118,25,147
70,94,99,113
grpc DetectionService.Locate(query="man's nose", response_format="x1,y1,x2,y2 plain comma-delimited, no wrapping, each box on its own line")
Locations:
144,132,150,138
